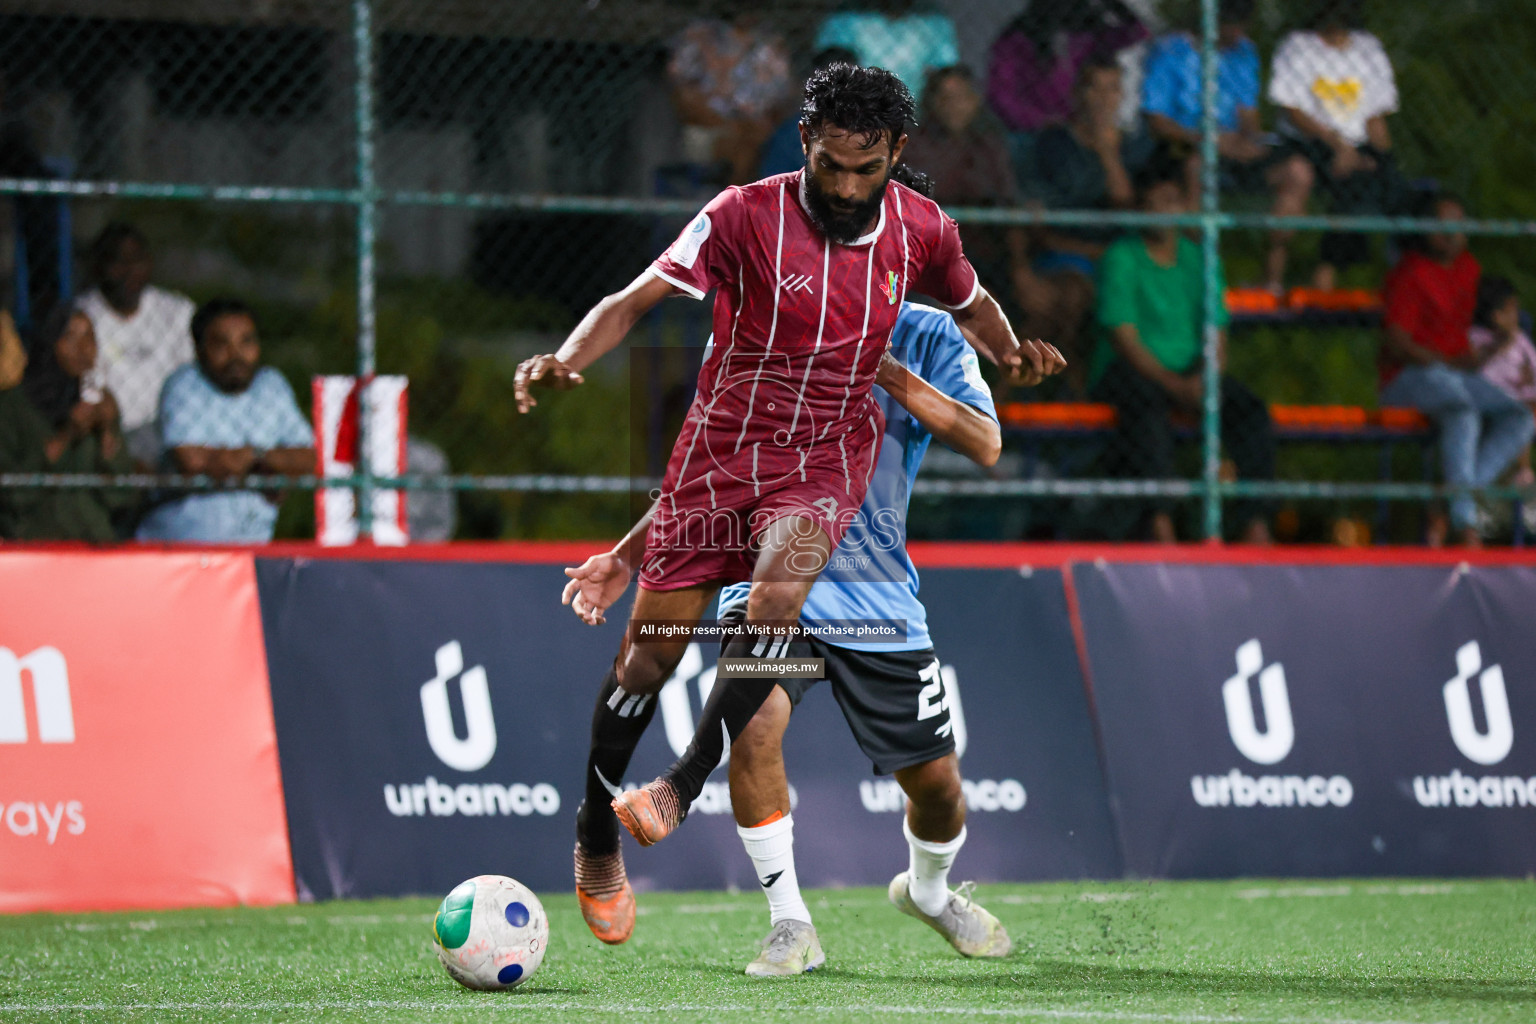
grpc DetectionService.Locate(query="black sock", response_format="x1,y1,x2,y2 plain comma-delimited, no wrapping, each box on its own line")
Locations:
577,662,658,855
664,634,784,807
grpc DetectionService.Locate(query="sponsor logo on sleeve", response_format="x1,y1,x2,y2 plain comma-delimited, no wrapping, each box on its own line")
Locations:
671,212,711,270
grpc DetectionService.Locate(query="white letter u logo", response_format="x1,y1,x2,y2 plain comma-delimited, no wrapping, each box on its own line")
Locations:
420,641,497,772
1444,641,1513,766
1221,639,1295,765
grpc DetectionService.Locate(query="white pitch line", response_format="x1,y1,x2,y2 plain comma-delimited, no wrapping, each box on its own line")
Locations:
0,1002,1461,1024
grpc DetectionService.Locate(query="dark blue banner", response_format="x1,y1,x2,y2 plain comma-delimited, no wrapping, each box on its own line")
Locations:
256,559,1118,900
1074,562,1536,878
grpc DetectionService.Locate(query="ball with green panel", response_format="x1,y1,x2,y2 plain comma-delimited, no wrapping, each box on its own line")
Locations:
431,874,549,990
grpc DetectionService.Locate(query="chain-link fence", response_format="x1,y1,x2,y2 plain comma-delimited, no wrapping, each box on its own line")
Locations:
1,0,1534,545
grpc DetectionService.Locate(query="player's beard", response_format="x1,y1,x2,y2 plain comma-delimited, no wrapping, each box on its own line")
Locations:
801,167,890,246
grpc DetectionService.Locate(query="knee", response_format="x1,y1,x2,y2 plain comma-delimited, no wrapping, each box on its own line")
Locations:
731,689,790,765
615,644,680,695
900,756,964,811
1278,154,1314,194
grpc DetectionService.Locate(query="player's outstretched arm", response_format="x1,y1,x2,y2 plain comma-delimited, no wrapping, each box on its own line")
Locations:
951,285,1066,387
875,352,1001,468
515,272,679,413
560,500,658,625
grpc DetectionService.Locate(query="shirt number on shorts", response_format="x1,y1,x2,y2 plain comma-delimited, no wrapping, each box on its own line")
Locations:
811,497,839,519
917,659,949,722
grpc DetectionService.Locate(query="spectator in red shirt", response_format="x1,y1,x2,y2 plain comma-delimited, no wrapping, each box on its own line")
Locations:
1380,194,1534,545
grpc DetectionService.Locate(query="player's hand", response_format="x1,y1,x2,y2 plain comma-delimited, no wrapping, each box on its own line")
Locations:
561,551,633,626
514,354,584,413
1008,338,1065,387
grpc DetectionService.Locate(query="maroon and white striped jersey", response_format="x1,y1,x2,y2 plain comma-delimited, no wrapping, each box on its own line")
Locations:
638,171,979,588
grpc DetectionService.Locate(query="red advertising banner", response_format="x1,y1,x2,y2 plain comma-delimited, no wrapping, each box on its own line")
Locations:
0,552,295,912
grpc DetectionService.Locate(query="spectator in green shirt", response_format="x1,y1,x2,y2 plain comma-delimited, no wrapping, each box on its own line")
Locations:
1091,156,1275,543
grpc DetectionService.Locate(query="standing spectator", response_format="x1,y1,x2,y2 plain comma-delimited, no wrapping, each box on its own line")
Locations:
1026,58,1151,391
758,47,859,179
1268,0,1402,289
136,298,315,544
1379,197,1534,547
77,223,196,466
0,307,135,541
986,0,1147,187
1469,276,1536,488
901,66,1024,324
814,0,958,106
1091,158,1275,544
1141,0,1314,293
667,12,792,186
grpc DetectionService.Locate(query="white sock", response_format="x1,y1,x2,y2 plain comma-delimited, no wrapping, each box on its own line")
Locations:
904,817,966,917
738,814,811,926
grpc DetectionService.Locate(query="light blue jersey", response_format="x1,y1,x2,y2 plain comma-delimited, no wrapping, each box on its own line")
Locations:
719,302,997,651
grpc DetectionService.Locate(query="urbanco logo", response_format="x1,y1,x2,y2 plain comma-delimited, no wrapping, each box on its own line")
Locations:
420,641,496,772
1222,639,1293,765
386,641,559,819
1443,641,1513,766
0,646,75,744
1192,639,1351,808
1410,642,1529,809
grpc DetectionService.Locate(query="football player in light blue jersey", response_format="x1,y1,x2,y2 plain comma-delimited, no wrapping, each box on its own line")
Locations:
562,300,1011,975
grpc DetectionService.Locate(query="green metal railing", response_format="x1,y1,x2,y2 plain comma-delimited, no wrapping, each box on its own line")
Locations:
2,0,1534,542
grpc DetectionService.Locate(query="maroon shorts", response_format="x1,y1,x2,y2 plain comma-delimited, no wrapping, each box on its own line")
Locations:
638,417,884,592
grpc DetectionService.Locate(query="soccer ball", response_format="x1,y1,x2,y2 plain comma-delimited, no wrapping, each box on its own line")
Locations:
431,874,548,991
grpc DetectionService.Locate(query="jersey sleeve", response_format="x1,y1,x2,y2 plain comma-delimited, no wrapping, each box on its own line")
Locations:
921,318,998,422
912,207,980,310
649,187,745,300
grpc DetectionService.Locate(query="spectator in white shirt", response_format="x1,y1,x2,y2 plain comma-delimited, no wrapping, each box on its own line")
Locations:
78,223,195,466
1267,0,1405,289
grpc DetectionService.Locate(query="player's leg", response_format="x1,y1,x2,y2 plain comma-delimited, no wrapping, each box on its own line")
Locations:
887,750,1011,958
613,515,830,844
575,582,716,944
728,686,823,977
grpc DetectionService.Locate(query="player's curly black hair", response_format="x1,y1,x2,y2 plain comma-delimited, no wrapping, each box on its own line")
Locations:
891,162,934,198
799,62,916,152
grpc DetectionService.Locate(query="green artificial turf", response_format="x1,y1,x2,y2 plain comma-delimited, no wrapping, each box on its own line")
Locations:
1,879,1533,1023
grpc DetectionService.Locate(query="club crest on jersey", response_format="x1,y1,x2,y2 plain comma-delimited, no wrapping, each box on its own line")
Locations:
878,270,899,305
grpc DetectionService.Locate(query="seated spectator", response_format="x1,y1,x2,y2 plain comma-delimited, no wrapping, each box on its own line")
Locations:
1091,157,1275,544
1379,196,1534,548
1141,0,1314,293
1025,57,1153,391
901,66,1026,327
77,223,195,467
814,0,958,106
0,307,135,541
758,47,858,179
136,298,315,544
667,13,792,185
407,435,458,543
1268,0,1404,288
1469,276,1536,487
0,310,22,391
986,0,1147,186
